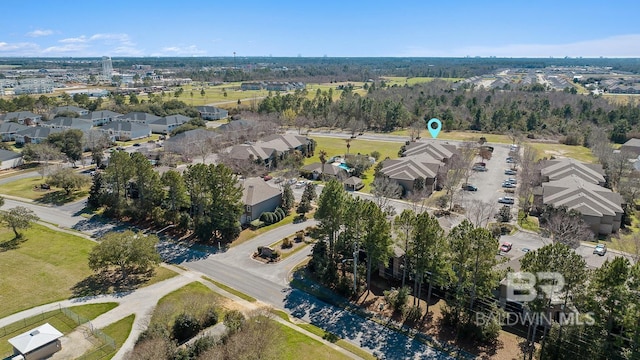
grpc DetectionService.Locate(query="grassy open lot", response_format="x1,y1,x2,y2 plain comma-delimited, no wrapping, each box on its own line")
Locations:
528,142,595,163
308,136,402,192
0,224,95,318
79,314,135,360
115,133,161,146
0,176,90,204
278,322,354,360
150,282,223,328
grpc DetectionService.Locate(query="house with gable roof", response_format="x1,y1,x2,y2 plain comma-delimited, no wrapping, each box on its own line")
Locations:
148,114,190,134
378,156,442,196
240,177,282,224
539,158,606,186
0,111,41,125
0,122,28,141
8,323,63,360
80,110,122,126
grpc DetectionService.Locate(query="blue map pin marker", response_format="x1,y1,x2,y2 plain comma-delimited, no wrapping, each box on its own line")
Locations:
427,118,442,139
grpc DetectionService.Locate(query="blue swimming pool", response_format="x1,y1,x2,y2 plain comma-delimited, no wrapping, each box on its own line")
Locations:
338,163,351,171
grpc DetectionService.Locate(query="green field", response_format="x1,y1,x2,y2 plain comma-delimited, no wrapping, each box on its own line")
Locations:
380,76,465,86
0,224,95,318
78,314,135,360
0,176,89,204
528,142,596,163
307,136,402,192
278,322,353,360
150,282,223,328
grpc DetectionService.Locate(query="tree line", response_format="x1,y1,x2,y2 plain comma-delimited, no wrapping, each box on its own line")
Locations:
89,152,244,244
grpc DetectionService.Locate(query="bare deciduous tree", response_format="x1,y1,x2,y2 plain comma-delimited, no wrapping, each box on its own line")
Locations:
540,205,594,249
440,156,467,210
371,176,402,216
517,145,541,216
409,120,424,141
464,200,497,228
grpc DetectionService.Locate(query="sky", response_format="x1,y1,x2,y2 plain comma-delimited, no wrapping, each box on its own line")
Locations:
1,0,639,58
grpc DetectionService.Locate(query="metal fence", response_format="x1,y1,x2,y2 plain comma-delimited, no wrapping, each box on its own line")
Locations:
61,306,116,349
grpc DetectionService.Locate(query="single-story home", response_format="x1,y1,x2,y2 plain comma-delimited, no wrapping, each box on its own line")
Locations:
120,112,161,124
14,127,63,144
377,156,442,196
301,162,348,181
148,114,190,134
52,105,89,117
240,177,282,224
196,106,228,120
533,175,624,235
228,144,276,166
8,323,63,360
80,110,123,126
41,117,93,131
101,121,151,141
0,111,42,125
0,149,24,170
0,122,29,141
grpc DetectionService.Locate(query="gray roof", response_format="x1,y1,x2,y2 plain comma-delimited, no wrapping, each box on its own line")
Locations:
402,141,458,161
0,149,22,161
45,117,93,129
217,119,256,132
53,105,87,115
540,158,605,184
102,121,150,132
242,177,282,206
0,122,28,133
121,112,161,123
380,156,441,180
150,114,191,126
0,111,39,121
623,138,640,148
343,176,363,186
196,106,227,114
16,127,63,139
228,143,274,160
166,128,218,143
541,175,623,217
302,162,348,177
261,134,308,148
80,110,122,120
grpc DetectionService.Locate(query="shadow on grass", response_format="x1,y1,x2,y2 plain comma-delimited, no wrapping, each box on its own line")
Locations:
36,190,87,206
0,235,26,252
71,268,156,298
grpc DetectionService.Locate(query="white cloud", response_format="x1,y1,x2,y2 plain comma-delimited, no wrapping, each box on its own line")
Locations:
43,43,87,54
26,29,53,37
0,42,40,55
112,46,144,56
59,36,88,44
152,45,207,56
402,34,640,58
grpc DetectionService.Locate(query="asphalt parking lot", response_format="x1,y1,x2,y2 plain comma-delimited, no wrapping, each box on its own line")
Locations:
457,143,517,220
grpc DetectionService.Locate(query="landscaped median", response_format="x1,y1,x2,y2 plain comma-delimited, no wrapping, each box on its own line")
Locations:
253,226,317,263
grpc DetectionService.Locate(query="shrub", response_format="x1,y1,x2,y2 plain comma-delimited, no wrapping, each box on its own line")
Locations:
275,207,286,219
264,212,276,224
295,230,305,241
172,313,201,343
223,310,246,333
403,305,422,324
201,306,219,328
370,150,381,161
323,331,339,343
188,336,217,358
495,205,513,222
282,237,292,249
384,287,410,313
271,250,280,260
250,219,265,229
436,195,449,209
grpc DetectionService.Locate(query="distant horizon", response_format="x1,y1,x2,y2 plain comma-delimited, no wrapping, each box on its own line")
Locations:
2,0,639,58
1,56,639,60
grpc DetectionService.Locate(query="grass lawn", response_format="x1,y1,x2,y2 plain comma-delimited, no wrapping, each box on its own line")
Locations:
308,136,402,192
0,310,79,357
150,282,224,328
380,76,464,86
296,323,376,360
0,224,95,318
70,302,118,321
278,322,355,360
0,176,89,205
78,314,135,360
518,210,540,232
528,142,596,163
202,276,257,303
233,211,299,247
115,133,161,146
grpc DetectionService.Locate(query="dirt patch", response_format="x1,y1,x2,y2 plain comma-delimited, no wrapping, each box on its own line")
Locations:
51,326,101,360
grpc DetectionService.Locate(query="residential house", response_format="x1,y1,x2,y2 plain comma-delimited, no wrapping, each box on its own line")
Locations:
41,117,93,131
80,110,123,126
0,111,41,125
377,156,442,196
620,138,640,156
8,323,63,360
101,121,151,141
240,177,282,224
148,114,190,134
301,162,348,181
0,149,24,170
164,128,219,155
52,105,89,117
196,106,228,120
217,119,256,133
539,158,606,186
120,111,161,124
0,122,28,141
14,127,63,144
401,141,458,163
379,245,407,280
228,143,276,167
261,133,313,156
533,175,624,235
240,82,264,91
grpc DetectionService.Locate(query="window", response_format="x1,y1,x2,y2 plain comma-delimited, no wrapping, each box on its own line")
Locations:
245,205,251,213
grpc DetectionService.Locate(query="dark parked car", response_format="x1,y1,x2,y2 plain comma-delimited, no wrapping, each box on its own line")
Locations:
472,165,488,172
504,169,517,175
502,182,516,188
462,183,478,191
